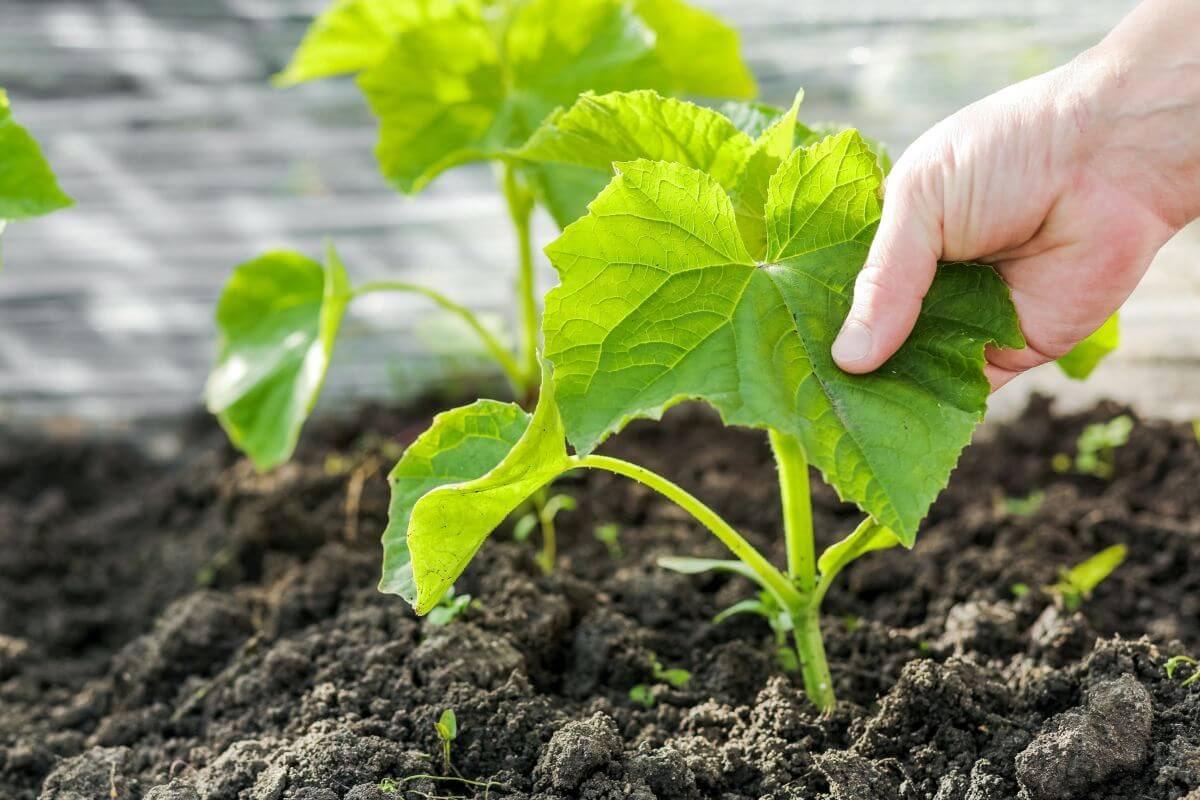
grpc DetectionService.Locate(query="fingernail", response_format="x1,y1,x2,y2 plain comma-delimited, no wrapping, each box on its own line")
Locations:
832,320,872,364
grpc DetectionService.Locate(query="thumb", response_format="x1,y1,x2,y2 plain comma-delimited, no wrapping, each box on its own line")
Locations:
832,169,942,373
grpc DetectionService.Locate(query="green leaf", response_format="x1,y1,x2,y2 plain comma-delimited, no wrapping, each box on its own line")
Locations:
436,708,458,740
518,90,754,190
731,90,804,258
543,132,1023,543
1057,313,1119,380
204,245,351,471
630,0,755,99
656,555,765,587
712,597,772,624
273,0,461,87
357,6,507,193
817,519,901,579
1057,543,1127,596
0,89,73,221
349,0,753,194
381,365,572,613
522,162,613,228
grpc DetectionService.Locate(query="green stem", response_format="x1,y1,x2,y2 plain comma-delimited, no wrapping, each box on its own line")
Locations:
533,489,556,574
574,454,802,609
502,163,540,395
792,608,836,712
352,280,528,397
769,429,815,591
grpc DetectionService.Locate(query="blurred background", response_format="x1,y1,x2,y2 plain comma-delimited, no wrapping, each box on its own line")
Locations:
1,0,1197,427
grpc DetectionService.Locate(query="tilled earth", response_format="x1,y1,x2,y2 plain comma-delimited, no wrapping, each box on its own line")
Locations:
1,396,1198,800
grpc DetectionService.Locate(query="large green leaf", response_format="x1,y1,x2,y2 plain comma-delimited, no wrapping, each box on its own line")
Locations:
381,365,572,612
339,0,752,194
543,132,1024,542
273,0,461,87
204,246,351,471
1057,313,1118,380
517,90,755,190
0,89,72,221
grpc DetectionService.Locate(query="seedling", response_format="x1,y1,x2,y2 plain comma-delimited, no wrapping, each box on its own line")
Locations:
512,492,576,573
1047,544,1127,612
0,89,73,269
1053,415,1133,478
1192,420,1200,444
1011,583,1031,598
426,586,473,626
377,91,1042,711
1000,490,1046,518
629,657,691,708
434,708,458,774
1166,655,1200,687
204,0,756,473
593,523,623,559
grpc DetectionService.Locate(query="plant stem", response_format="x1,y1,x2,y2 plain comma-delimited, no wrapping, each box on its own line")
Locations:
532,489,556,574
574,454,802,609
352,280,528,396
791,608,836,712
501,163,540,398
769,429,815,592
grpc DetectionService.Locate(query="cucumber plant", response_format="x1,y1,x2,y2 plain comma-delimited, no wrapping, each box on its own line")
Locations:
1047,543,1127,612
0,89,72,269
377,91,1034,710
204,0,756,472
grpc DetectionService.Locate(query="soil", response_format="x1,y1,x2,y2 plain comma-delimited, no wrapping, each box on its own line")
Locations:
2,395,1199,800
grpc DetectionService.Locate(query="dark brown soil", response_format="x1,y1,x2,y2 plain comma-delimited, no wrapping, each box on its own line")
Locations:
2,396,1198,800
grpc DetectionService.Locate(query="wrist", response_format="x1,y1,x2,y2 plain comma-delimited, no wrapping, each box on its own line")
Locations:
1070,4,1200,231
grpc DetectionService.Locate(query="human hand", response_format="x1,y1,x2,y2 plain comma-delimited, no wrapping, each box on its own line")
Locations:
831,0,1200,390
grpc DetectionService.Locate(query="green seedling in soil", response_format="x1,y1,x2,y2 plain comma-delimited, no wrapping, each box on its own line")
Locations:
629,657,691,708
513,491,576,572
1011,582,1032,598
434,708,458,774
378,778,399,795
0,89,73,270
593,523,623,559
1047,544,1127,612
1052,414,1134,478
378,91,1112,711
205,0,756,473
1000,490,1046,518
1192,420,1200,444
1166,655,1200,687
426,586,473,626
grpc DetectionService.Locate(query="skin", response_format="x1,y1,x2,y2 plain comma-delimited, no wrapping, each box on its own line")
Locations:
831,0,1200,390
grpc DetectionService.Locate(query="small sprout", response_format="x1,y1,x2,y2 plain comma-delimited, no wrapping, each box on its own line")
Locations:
377,777,399,795
630,656,690,708
1071,415,1134,478
512,513,538,543
1051,453,1073,474
629,684,656,709
1010,583,1031,599
514,492,577,573
434,708,458,774
1165,655,1200,687
1192,420,1200,444
593,523,623,559
1001,490,1046,518
426,586,472,626
842,615,861,633
1048,544,1127,612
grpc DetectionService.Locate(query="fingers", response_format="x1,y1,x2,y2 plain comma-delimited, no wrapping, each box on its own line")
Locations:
832,165,943,374
984,342,1056,392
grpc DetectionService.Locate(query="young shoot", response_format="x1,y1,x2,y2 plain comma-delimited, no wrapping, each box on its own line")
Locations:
434,708,458,774
204,0,756,471
999,490,1046,518
593,523,623,559
426,586,473,627
513,492,576,573
1053,414,1134,478
377,91,1116,712
1166,655,1200,687
1047,544,1127,612
629,657,691,708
